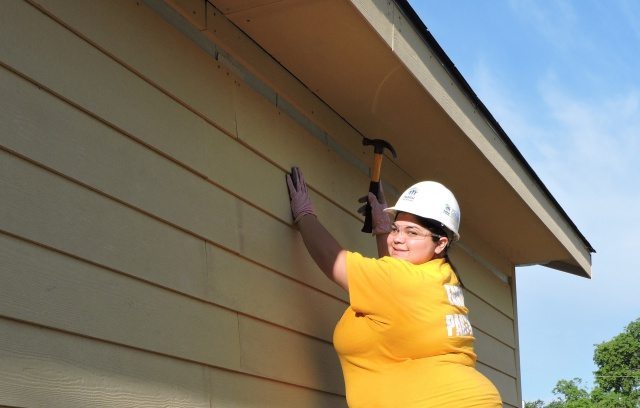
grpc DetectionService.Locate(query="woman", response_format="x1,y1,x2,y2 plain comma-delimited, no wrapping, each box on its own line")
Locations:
286,167,502,407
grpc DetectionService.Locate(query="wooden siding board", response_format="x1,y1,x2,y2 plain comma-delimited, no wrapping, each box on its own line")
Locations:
466,291,516,348
476,362,520,407
0,65,242,260
312,188,377,258
0,318,210,408
238,201,348,300
209,369,348,408
452,246,515,318
0,233,241,370
206,243,346,342
0,63,350,319
474,330,517,378
0,0,217,179
238,316,345,395
461,226,515,281
0,150,210,296
2,135,350,394
34,0,236,135
0,0,303,227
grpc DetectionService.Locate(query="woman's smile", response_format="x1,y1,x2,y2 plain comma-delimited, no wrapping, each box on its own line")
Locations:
386,213,447,265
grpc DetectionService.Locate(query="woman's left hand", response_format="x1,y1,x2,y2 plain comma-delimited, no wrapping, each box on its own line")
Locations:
285,166,316,223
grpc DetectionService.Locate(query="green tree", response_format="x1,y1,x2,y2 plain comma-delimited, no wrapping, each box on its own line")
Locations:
593,318,640,403
546,378,593,408
524,318,640,408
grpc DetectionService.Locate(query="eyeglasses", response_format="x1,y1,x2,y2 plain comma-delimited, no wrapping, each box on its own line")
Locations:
389,224,440,240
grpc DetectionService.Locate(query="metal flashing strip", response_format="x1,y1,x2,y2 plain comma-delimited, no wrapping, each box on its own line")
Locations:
143,0,376,186
144,0,217,57
217,49,278,105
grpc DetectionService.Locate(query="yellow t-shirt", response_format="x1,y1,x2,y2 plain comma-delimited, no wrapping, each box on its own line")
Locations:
333,252,502,407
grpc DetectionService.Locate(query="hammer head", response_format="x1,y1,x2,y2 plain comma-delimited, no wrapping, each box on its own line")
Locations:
362,137,397,158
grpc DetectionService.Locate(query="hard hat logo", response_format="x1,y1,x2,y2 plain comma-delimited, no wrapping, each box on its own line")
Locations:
444,205,460,223
403,188,418,202
384,181,461,241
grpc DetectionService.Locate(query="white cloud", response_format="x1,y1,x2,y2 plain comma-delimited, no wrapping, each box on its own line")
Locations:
471,59,549,147
471,59,640,241
536,76,640,213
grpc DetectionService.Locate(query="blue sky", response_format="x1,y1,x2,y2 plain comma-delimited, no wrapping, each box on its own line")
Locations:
408,0,640,402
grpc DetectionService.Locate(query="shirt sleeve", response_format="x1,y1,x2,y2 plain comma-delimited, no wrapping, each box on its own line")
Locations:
346,251,403,316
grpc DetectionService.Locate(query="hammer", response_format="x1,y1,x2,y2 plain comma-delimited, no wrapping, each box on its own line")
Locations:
361,137,397,233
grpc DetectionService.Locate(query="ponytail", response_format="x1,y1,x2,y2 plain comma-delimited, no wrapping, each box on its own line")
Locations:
444,252,464,288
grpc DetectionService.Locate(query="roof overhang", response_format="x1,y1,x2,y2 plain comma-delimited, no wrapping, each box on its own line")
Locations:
205,0,594,277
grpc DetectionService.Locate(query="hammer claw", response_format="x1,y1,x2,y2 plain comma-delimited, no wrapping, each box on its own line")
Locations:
362,137,397,158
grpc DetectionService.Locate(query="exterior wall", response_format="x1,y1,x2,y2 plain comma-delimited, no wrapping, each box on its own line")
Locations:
0,0,519,406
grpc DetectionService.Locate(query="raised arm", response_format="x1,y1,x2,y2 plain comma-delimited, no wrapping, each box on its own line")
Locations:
286,167,348,291
297,214,348,291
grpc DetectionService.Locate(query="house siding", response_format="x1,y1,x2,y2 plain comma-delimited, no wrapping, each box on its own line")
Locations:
0,0,520,406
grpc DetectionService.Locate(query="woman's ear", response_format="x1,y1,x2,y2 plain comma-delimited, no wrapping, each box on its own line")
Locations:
434,237,449,255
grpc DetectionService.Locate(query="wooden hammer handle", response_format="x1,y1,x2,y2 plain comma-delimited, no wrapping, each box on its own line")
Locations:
371,154,383,182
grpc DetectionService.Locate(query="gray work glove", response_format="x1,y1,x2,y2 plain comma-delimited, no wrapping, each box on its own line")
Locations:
285,167,316,223
358,183,391,235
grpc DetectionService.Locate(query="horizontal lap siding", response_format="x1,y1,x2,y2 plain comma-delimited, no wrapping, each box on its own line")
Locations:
477,362,520,408
453,246,520,405
0,231,240,371
0,0,519,406
0,228,344,396
0,64,346,303
210,369,348,408
1,0,348,405
0,318,346,408
0,318,210,408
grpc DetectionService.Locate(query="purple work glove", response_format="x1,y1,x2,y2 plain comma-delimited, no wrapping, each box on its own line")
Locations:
286,167,316,223
358,184,391,235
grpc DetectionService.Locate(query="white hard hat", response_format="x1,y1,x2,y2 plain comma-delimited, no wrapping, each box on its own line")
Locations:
384,181,461,241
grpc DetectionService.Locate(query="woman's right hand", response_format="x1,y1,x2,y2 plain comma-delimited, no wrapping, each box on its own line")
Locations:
358,183,391,235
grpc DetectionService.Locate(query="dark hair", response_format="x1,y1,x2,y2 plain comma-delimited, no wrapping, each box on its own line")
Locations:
411,214,465,288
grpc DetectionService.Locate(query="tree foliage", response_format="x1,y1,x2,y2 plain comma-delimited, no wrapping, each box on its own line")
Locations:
525,318,640,408
593,318,640,398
